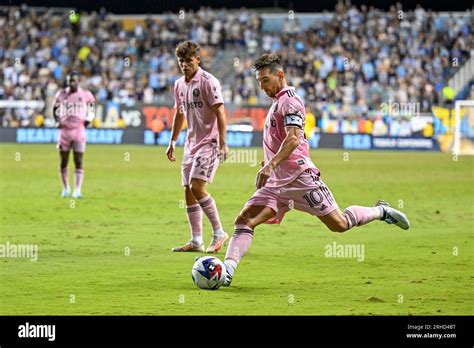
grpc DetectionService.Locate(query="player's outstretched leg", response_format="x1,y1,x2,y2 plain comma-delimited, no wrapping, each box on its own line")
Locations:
222,205,276,287
319,201,410,232
172,185,205,252
190,178,228,253
72,151,84,199
59,150,70,197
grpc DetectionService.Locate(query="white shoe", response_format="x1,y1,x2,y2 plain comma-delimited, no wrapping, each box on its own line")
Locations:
61,188,70,198
72,191,82,199
375,200,410,230
222,260,235,287
222,271,233,287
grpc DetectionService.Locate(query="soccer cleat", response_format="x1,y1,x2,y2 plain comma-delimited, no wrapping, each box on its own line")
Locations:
172,241,205,252
206,232,229,253
222,271,233,287
222,260,235,287
72,191,82,199
61,188,70,198
375,200,410,230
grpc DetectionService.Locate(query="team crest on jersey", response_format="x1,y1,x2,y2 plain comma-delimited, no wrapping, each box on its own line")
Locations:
193,88,200,97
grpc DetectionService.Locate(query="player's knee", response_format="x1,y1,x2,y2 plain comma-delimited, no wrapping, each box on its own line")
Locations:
234,214,249,226
328,221,348,233
189,181,205,198
60,159,68,168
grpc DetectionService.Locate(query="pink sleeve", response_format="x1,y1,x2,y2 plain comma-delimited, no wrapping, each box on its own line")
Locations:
87,91,95,103
53,90,62,104
280,98,305,130
203,76,224,107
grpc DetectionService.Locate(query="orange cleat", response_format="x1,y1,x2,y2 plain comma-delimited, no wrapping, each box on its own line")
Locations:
206,232,229,253
171,241,204,252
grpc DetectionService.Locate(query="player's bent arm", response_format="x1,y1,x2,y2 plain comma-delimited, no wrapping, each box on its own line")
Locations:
267,127,301,170
256,127,300,189
84,100,95,127
53,102,60,127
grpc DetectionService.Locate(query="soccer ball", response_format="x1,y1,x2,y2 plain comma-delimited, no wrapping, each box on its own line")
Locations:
191,256,226,290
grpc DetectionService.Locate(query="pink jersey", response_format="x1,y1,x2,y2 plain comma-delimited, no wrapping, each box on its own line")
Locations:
54,87,95,130
173,67,224,156
264,86,317,188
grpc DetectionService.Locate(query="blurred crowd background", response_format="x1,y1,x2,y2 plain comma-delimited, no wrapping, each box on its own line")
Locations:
0,2,472,137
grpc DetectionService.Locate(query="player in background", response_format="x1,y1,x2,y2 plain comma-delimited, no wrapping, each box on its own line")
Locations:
222,54,410,286
53,71,95,198
166,40,229,253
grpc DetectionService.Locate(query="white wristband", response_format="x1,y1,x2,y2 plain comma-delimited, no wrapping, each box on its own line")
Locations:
170,140,176,146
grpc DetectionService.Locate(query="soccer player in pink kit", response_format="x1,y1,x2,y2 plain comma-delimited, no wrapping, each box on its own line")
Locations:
166,41,229,253
53,71,95,199
222,54,410,286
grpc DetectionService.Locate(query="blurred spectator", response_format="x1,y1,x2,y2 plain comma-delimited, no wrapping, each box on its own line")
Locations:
0,5,262,113
232,2,471,117
151,116,165,145
0,3,471,139
304,107,316,139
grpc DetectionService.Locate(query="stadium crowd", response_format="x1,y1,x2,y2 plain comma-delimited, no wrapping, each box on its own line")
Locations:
0,6,261,107
233,2,472,113
0,2,472,135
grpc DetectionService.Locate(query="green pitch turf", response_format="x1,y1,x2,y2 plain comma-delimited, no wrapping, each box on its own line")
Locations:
0,143,472,315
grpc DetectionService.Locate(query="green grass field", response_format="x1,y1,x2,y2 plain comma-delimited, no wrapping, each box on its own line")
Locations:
0,143,473,315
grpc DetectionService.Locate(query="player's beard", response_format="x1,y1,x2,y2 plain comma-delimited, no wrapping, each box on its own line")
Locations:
266,86,278,98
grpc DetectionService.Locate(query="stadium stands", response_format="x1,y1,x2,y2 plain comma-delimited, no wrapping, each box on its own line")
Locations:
0,3,472,137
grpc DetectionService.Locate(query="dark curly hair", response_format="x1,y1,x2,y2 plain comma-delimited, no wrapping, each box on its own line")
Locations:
253,53,283,73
